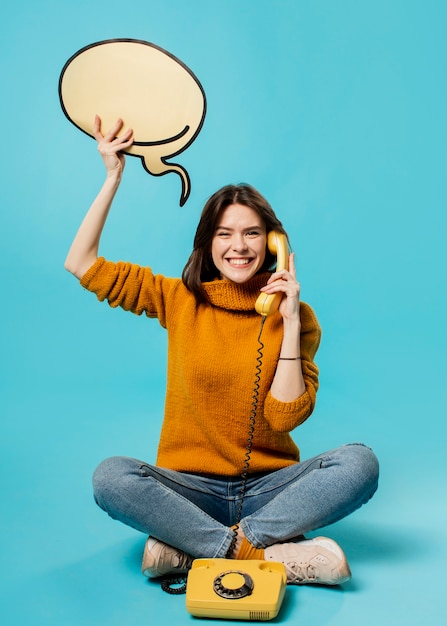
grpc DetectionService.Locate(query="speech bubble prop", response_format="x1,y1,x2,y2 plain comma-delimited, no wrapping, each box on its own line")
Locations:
59,39,207,206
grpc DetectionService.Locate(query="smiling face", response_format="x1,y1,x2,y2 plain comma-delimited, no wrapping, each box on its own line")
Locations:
211,203,267,283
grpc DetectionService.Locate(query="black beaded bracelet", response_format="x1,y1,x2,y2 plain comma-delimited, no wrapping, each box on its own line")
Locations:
278,356,301,360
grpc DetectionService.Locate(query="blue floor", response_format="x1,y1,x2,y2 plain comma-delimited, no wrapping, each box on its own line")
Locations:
2,378,446,625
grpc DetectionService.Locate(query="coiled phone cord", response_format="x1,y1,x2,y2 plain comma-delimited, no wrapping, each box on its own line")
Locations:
161,315,267,595
225,314,266,558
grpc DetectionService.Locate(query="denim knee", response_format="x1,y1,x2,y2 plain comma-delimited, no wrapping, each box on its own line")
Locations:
343,443,379,497
92,456,130,509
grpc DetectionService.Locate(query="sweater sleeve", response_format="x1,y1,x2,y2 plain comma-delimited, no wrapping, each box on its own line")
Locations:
79,257,175,327
263,302,321,433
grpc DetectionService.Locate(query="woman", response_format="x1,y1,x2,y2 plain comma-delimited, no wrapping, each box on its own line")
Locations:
65,117,379,586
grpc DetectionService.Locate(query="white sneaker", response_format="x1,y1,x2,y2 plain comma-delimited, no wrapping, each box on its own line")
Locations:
264,536,351,585
141,537,193,578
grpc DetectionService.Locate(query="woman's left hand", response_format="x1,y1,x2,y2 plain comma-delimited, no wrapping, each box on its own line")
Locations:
260,252,301,321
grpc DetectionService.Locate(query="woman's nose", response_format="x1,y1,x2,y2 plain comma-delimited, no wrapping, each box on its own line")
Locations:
232,235,248,251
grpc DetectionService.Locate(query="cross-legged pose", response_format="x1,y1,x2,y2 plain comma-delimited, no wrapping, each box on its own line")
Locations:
65,117,379,586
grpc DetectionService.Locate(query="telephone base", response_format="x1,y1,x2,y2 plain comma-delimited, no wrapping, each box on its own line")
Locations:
185,558,287,621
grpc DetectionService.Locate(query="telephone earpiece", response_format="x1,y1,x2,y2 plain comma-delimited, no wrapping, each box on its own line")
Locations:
255,231,289,317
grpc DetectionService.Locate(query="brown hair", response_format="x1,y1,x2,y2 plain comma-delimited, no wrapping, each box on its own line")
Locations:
182,184,287,303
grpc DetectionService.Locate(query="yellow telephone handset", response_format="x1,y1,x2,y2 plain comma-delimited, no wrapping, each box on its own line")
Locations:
255,231,289,317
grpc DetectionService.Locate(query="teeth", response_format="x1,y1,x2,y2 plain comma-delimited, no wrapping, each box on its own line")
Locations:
228,259,250,266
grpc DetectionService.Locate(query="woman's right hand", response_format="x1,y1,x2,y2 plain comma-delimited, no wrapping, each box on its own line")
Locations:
93,115,134,176
64,116,134,279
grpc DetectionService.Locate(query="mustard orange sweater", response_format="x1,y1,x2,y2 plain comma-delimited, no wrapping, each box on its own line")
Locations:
81,258,321,475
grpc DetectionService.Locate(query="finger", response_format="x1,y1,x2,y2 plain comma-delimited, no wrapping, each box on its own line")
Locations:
93,115,103,141
115,127,133,144
288,252,296,278
261,278,300,296
107,128,134,153
97,131,133,159
267,268,290,284
106,133,133,155
103,118,125,142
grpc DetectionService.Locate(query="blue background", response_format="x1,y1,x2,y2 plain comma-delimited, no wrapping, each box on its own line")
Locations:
1,1,446,624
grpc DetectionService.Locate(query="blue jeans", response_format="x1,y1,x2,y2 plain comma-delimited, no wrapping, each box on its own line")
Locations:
92,443,379,558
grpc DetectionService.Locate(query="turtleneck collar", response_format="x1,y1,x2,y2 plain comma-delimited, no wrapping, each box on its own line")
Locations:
201,272,271,312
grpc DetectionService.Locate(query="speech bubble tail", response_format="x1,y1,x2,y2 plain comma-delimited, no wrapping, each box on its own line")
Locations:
170,163,191,207
141,157,191,207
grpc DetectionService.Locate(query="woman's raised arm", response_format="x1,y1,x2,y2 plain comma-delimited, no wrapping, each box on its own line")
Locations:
64,116,133,279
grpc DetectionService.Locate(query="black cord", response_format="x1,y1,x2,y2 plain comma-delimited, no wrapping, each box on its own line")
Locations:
161,576,188,595
225,315,266,558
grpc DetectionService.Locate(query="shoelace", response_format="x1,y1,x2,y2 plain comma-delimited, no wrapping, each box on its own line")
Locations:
284,561,317,584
